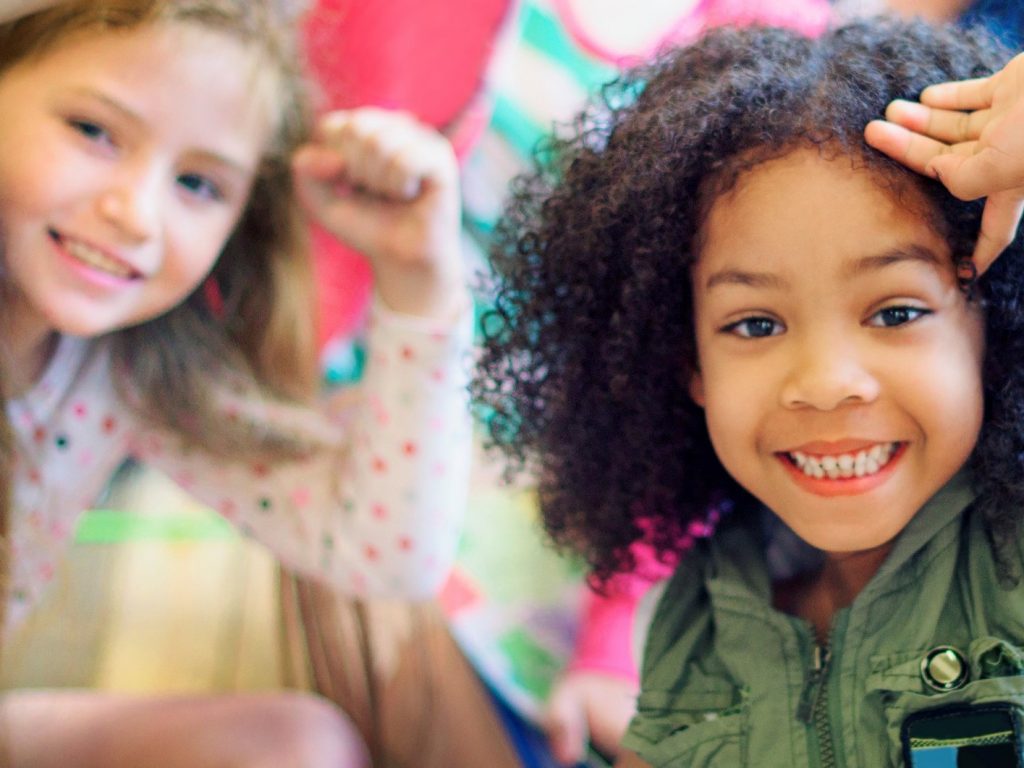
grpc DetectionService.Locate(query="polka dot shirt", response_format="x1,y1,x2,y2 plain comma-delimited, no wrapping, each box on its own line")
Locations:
6,299,474,631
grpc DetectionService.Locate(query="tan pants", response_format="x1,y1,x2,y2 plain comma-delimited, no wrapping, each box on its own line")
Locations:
282,574,523,768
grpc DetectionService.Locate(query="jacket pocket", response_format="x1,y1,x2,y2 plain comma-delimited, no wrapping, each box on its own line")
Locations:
631,679,747,768
865,637,1024,766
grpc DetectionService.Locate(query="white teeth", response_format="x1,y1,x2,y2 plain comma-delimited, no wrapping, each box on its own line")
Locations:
788,442,898,480
838,454,854,477
64,239,134,278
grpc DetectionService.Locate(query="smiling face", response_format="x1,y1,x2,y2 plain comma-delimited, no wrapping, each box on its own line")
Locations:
0,21,274,347
689,148,985,555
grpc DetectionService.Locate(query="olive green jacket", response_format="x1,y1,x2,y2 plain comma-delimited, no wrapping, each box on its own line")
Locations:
623,474,1024,767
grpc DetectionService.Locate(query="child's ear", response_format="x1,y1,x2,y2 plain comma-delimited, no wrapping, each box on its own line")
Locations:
688,370,706,407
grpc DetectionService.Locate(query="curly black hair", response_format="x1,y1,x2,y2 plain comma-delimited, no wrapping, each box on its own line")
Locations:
472,17,1024,583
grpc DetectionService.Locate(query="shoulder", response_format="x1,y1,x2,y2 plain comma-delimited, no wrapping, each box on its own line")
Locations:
638,546,713,685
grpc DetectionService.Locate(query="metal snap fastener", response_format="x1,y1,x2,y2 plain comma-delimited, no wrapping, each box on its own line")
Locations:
921,646,969,692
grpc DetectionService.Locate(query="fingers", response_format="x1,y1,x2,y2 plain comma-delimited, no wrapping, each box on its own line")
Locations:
972,191,1024,275
884,99,991,144
864,119,1014,201
291,143,348,182
863,119,950,178
544,686,588,766
920,74,996,112
927,145,1024,201
310,108,456,202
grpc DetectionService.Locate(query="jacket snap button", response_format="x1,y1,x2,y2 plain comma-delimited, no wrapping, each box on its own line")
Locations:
921,646,969,692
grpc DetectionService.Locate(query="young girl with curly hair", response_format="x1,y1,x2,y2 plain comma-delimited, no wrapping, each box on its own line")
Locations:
474,16,1024,767
0,0,472,765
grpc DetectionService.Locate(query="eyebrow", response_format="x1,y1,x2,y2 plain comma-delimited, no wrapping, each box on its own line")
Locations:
840,243,944,279
68,88,255,177
704,243,945,292
705,268,788,291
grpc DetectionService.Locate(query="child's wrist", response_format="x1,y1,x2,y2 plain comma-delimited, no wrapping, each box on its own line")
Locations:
375,261,466,322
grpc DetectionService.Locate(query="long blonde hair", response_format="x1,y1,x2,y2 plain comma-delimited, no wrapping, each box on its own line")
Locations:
0,0,321,656
0,0,321,444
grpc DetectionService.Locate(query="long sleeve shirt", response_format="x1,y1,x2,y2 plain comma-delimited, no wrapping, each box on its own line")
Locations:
6,299,474,631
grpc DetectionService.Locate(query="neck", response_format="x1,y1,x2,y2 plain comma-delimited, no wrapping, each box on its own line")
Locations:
775,543,891,643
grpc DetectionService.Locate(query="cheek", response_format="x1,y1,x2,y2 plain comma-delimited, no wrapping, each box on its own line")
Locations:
891,322,985,457
700,375,763,472
165,212,240,281
0,152,49,222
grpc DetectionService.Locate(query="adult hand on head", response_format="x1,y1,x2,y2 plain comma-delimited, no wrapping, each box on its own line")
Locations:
543,670,638,766
865,52,1024,275
292,107,465,321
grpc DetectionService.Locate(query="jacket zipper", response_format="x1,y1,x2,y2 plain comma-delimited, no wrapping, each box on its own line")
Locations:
798,641,837,768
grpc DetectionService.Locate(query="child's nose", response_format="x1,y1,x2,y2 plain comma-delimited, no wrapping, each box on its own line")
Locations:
96,161,162,243
779,333,880,411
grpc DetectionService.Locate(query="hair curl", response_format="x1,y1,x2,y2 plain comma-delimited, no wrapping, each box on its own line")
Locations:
472,18,1024,582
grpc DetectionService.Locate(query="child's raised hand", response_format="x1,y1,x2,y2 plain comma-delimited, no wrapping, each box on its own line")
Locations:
543,670,637,766
292,107,464,320
864,53,1024,274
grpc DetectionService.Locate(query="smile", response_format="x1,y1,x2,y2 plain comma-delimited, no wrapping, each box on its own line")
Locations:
49,229,141,280
788,442,900,480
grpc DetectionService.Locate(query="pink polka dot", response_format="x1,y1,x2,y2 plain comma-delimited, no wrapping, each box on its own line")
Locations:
50,521,70,538
371,457,388,474
219,500,238,520
32,426,46,444
398,536,413,552
290,487,311,508
402,441,418,457
252,463,270,478
39,563,55,581
372,503,388,520
27,468,41,485
364,544,380,561
400,346,415,361
102,415,118,435
72,402,88,419
430,369,445,383
78,450,94,470
174,471,195,489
